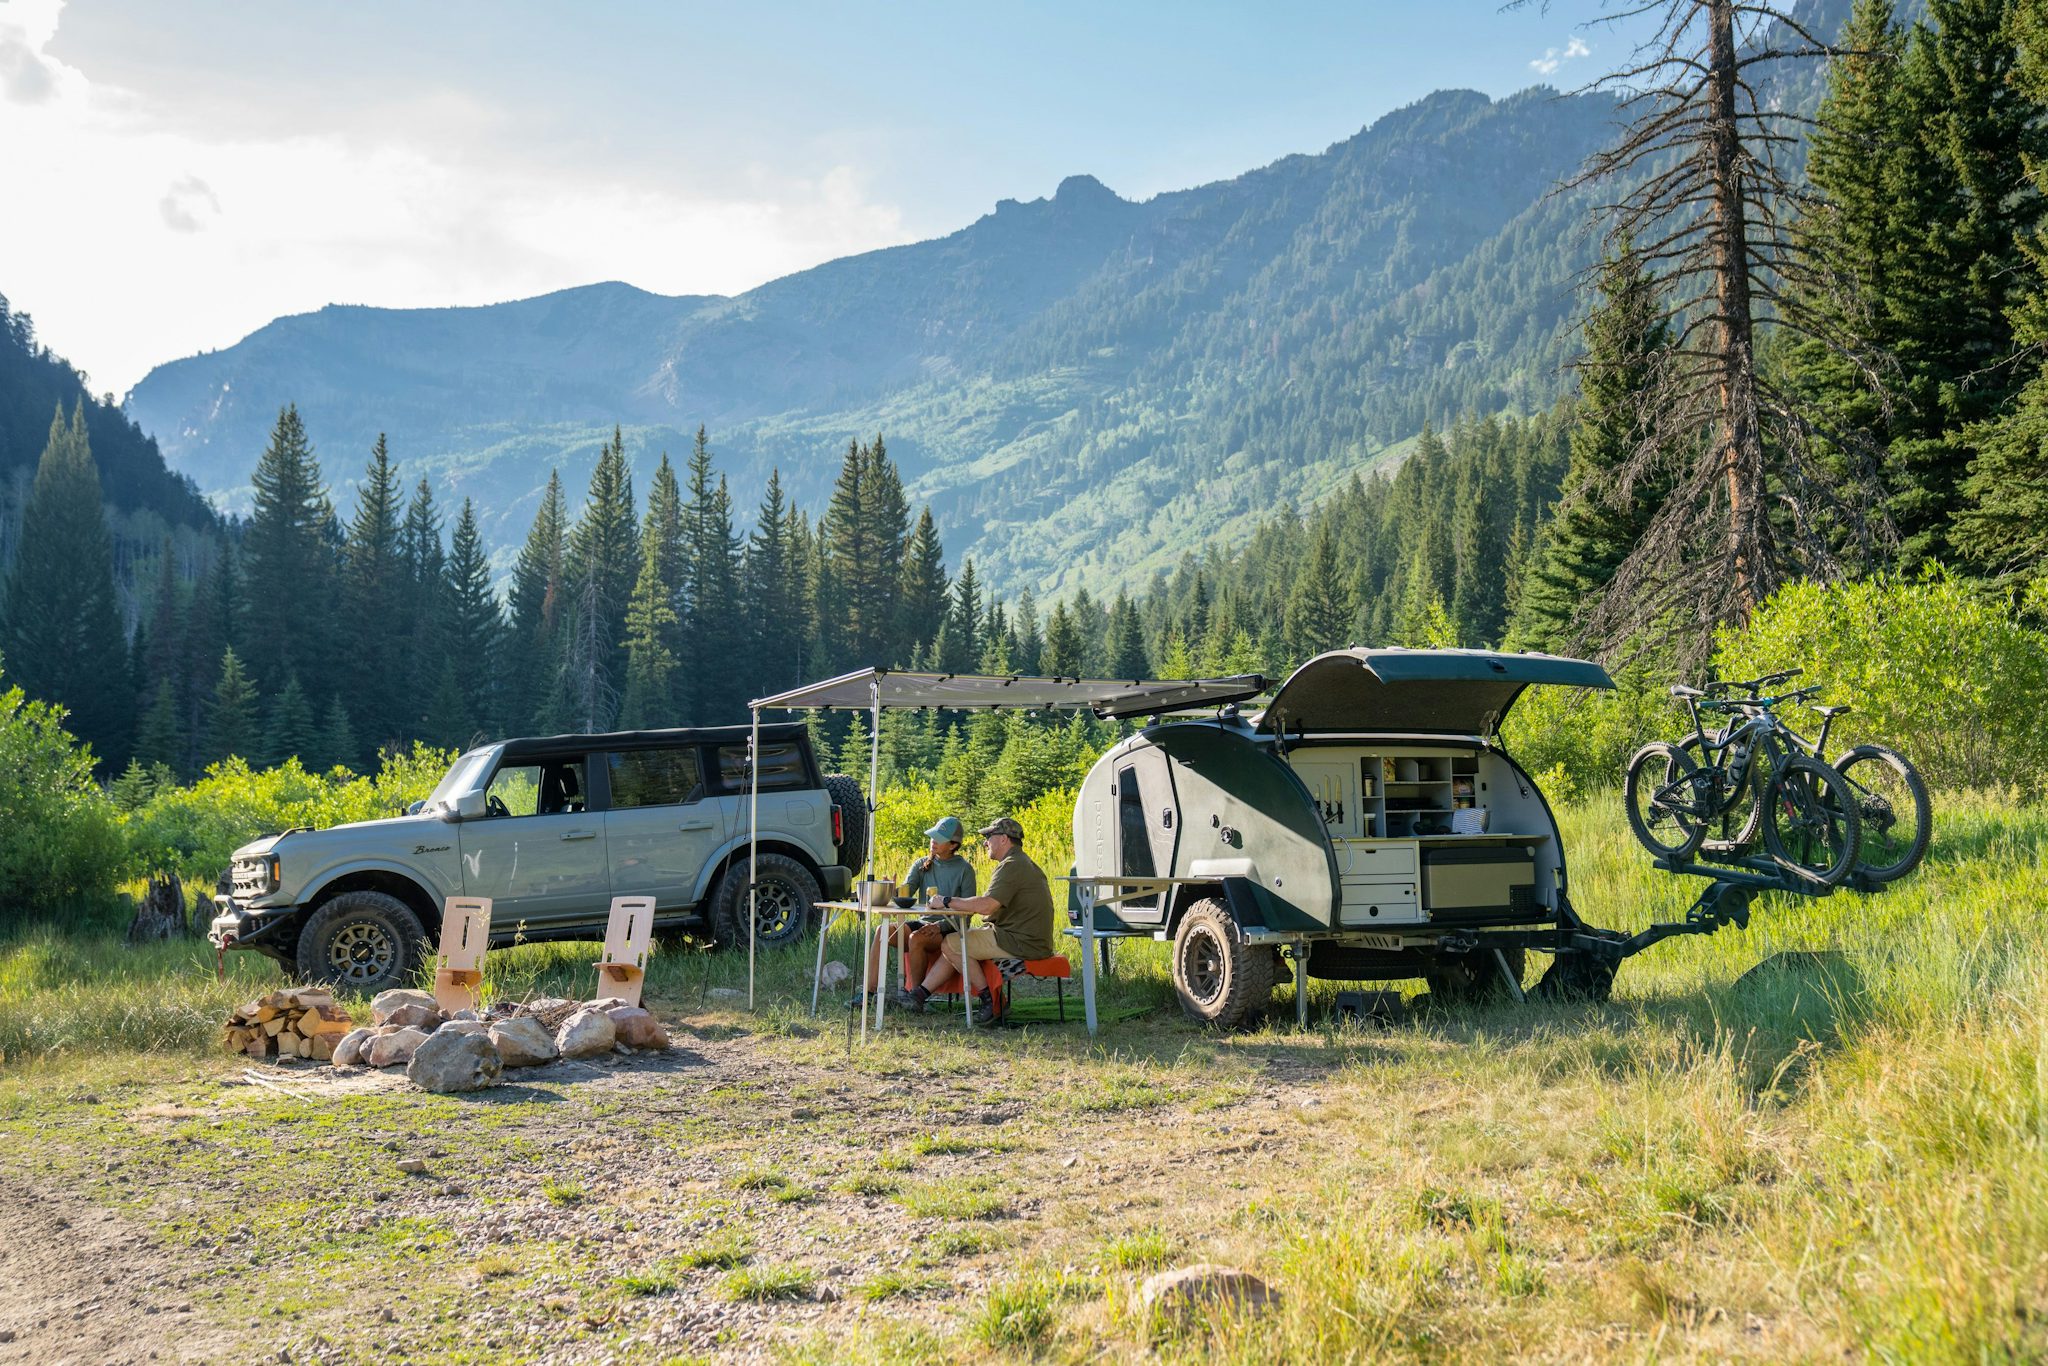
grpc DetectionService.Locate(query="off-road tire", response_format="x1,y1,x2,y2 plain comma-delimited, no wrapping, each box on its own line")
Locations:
823,774,869,875
1425,947,1527,1003
1531,950,1616,1003
295,891,425,995
1761,757,1862,887
1170,899,1275,1028
710,852,822,951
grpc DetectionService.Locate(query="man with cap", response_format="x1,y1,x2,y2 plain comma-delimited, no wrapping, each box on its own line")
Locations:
852,816,976,1012
898,816,1055,1025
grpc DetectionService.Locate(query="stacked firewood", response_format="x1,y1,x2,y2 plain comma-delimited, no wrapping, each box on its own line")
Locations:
221,987,357,1061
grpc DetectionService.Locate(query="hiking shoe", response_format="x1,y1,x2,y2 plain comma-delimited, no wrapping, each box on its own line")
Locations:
891,988,928,1014
972,993,1006,1027
847,993,868,1012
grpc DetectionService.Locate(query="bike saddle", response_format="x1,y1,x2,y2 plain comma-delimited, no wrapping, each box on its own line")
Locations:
1813,703,1852,718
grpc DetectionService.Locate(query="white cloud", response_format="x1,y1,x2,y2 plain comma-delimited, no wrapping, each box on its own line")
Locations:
1529,35,1591,77
0,0,912,396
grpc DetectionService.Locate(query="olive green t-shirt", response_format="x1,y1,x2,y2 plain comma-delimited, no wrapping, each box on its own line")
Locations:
983,848,1056,959
902,853,976,902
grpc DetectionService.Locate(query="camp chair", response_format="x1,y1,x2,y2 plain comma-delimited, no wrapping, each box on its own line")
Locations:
927,955,1075,1022
595,895,656,1007
432,897,493,1014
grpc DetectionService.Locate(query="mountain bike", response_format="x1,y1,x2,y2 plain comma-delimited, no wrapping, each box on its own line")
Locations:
1624,679,1863,886
1669,670,1931,884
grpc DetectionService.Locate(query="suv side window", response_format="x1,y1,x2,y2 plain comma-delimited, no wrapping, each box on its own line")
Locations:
713,741,807,793
608,748,705,809
486,758,588,816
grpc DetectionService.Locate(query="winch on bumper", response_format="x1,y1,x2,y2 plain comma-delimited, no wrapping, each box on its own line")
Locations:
209,852,298,961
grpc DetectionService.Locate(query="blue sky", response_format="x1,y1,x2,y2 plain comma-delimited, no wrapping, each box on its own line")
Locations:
0,1,1640,394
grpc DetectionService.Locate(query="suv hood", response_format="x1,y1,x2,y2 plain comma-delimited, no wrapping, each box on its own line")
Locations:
1255,648,1614,737
229,812,450,861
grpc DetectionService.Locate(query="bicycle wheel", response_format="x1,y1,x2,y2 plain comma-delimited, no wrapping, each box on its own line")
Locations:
1761,757,1862,886
1679,735,1763,849
1623,742,1708,863
1833,745,1931,883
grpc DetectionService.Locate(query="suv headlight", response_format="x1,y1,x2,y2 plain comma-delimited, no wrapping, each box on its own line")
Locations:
231,854,281,897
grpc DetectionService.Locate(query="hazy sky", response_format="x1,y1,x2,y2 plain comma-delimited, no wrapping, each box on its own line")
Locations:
1,0,1634,396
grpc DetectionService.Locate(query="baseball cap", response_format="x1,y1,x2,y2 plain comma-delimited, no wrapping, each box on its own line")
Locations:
924,815,964,842
978,816,1025,841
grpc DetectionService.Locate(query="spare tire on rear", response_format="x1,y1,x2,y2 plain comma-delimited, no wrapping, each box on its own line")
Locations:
823,773,869,874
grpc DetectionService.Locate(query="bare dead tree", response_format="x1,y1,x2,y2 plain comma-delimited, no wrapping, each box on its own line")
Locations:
1535,0,1894,662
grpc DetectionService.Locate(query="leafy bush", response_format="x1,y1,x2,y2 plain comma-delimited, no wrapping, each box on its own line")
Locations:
1714,571,2048,790
1500,663,1673,796
122,744,454,882
0,679,124,918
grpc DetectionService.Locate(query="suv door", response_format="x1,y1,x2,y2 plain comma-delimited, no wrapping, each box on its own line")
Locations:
603,746,723,917
457,753,609,931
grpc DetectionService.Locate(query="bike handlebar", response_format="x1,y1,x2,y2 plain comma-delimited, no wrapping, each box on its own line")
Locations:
1707,668,1801,696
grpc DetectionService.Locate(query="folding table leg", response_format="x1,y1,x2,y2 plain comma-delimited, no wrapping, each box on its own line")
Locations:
811,906,833,1017
1294,942,1309,1028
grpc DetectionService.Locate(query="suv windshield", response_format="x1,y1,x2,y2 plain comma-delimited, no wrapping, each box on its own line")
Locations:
424,748,495,811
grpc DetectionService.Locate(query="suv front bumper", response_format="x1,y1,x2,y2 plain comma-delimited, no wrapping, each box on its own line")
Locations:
209,895,299,959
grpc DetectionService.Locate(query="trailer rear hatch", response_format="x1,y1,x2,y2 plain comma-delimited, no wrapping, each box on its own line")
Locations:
1256,648,1614,737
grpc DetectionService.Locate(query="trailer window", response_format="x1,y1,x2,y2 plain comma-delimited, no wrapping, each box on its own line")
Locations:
714,742,808,793
1117,765,1157,879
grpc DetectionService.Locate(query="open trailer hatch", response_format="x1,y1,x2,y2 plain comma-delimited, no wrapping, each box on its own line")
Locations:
1256,648,1615,737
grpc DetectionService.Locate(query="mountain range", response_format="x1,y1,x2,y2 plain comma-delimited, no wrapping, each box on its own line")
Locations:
124,83,1628,595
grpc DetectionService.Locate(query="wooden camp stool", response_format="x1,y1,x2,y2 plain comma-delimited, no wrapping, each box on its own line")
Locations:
595,895,656,1008
432,897,493,1014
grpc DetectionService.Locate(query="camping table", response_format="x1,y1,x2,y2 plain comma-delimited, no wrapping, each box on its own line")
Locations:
810,901,977,1040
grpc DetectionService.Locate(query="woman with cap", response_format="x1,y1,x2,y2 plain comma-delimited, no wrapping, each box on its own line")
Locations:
853,816,977,1011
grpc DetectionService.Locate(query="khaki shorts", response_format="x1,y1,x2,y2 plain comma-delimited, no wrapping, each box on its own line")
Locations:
944,926,1004,961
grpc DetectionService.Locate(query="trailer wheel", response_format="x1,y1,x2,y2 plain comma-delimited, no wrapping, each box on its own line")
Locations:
1170,899,1274,1028
1531,951,1616,1003
1424,947,1526,1004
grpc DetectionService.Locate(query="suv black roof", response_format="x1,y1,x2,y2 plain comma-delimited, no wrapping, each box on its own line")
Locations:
500,722,812,762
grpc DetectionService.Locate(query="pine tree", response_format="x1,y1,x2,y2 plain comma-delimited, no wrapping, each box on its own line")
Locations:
207,648,259,764
1042,601,1084,677
1284,525,1355,658
940,560,983,673
134,679,182,776
681,430,741,722
339,434,405,755
319,697,359,774
264,674,318,767
396,477,448,738
505,470,568,732
1883,1,2042,567
1012,589,1043,674
445,499,505,734
619,524,681,728
821,435,908,666
897,506,950,662
424,657,473,748
0,405,130,767
557,429,638,730
1514,244,1673,649
1107,592,1151,678
241,404,335,698
743,470,802,699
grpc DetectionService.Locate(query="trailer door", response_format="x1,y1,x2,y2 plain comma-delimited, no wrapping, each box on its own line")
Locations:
1113,745,1178,919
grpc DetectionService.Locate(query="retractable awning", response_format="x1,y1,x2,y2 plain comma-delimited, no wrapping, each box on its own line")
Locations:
750,668,1268,720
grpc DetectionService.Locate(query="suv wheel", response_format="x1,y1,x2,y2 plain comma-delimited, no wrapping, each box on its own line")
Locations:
295,891,425,995
1170,899,1275,1028
711,853,822,951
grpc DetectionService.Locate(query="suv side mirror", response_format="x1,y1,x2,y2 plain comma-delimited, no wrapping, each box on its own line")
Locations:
405,800,424,816
449,790,486,821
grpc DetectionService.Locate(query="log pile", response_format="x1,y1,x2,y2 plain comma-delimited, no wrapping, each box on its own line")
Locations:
221,988,356,1061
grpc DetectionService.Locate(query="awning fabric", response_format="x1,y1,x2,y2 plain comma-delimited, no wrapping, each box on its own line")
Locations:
750,668,1267,720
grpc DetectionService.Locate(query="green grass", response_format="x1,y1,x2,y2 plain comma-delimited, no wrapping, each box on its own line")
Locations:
719,1263,818,1302
541,1179,585,1207
674,1231,752,1270
894,1178,1008,1221
1102,1228,1174,1270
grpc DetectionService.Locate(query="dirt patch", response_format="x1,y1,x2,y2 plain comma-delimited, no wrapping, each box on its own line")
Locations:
0,1176,237,1365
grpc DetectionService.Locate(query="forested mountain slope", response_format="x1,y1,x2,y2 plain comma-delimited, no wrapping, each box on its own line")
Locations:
127,87,1621,594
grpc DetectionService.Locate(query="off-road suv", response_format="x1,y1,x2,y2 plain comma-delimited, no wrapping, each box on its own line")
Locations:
208,724,862,994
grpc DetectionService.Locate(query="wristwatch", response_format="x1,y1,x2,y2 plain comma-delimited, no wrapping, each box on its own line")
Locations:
941,895,952,909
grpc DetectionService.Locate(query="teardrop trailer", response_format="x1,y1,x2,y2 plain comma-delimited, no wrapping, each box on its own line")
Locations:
744,649,1886,1034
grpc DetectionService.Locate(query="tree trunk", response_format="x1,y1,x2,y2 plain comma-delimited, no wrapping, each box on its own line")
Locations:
1708,0,1764,618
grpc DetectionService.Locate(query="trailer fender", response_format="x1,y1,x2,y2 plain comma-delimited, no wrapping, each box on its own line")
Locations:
1163,877,1280,938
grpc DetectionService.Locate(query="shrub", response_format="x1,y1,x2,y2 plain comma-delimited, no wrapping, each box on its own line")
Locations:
121,744,454,883
0,680,124,919
1713,570,2048,790
1499,663,1673,797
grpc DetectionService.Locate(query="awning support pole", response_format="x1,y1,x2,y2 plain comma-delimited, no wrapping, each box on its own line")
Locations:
747,708,760,1011
867,678,884,1035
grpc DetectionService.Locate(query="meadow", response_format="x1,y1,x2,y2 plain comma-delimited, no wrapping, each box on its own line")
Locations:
0,788,2042,1362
